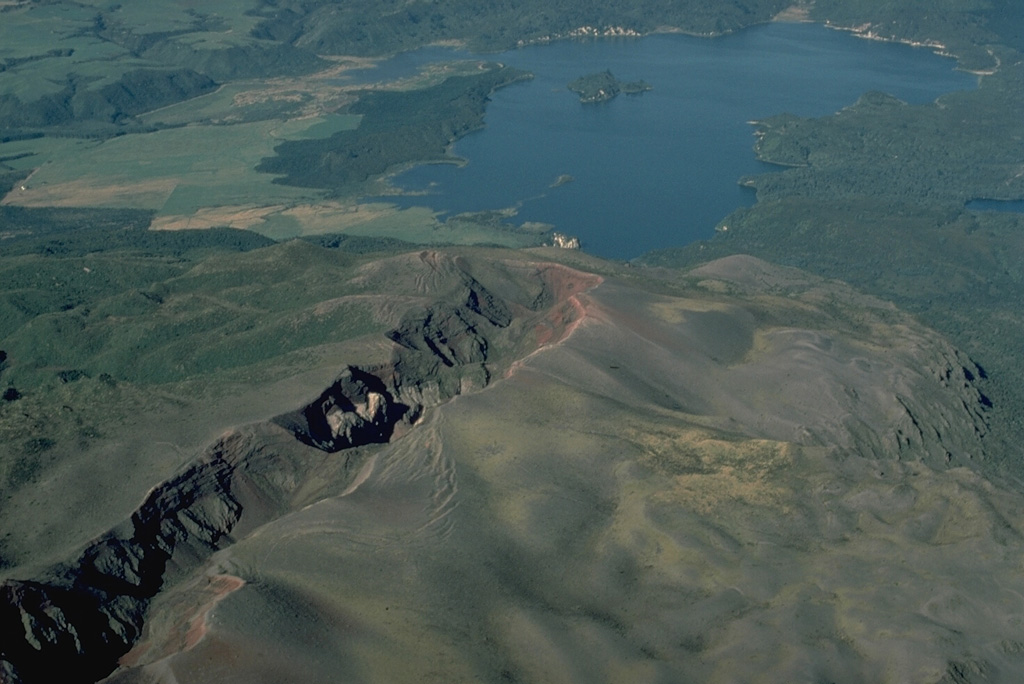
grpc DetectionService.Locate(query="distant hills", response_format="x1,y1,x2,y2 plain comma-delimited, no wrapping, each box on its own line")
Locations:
3,0,1015,136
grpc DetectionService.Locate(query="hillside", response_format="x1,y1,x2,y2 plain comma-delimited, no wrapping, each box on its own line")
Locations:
2,246,1016,683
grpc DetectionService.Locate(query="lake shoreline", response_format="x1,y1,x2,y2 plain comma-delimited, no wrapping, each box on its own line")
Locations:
371,22,975,259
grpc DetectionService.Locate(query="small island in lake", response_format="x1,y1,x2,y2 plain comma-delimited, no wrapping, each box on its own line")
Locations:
568,70,651,103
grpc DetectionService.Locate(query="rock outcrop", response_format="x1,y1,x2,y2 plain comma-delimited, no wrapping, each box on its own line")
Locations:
0,252,598,684
0,440,243,684
276,366,411,453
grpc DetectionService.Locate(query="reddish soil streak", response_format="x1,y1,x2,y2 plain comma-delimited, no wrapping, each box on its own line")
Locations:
504,263,603,379
118,574,246,668
530,263,602,347
533,294,589,347
183,575,246,649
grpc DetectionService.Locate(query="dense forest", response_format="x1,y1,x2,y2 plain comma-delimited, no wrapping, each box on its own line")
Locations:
256,65,530,190
248,0,789,54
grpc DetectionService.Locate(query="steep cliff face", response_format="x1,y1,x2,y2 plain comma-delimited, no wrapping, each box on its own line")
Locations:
276,366,412,453
0,252,600,684
680,255,996,468
0,437,245,684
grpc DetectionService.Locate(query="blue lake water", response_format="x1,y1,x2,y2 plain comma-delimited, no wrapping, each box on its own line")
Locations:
356,23,977,259
966,199,1024,213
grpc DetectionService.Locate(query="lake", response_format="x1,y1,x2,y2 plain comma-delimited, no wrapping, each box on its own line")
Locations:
356,22,977,259
965,199,1024,214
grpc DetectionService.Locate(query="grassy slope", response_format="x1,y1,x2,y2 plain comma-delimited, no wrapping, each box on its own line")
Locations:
0,236,409,574
96,251,1017,684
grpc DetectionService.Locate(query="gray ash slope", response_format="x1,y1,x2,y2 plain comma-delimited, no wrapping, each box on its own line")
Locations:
0,250,600,684
2,252,1015,684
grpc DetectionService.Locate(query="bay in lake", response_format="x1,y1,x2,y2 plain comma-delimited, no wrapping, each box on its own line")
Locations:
965,199,1024,213
357,22,977,259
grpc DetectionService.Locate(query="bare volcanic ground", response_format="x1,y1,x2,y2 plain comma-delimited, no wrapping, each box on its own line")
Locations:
4,251,1022,684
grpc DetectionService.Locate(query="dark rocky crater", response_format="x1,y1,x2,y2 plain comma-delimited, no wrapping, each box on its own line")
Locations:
0,253,598,684
0,253,1001,683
